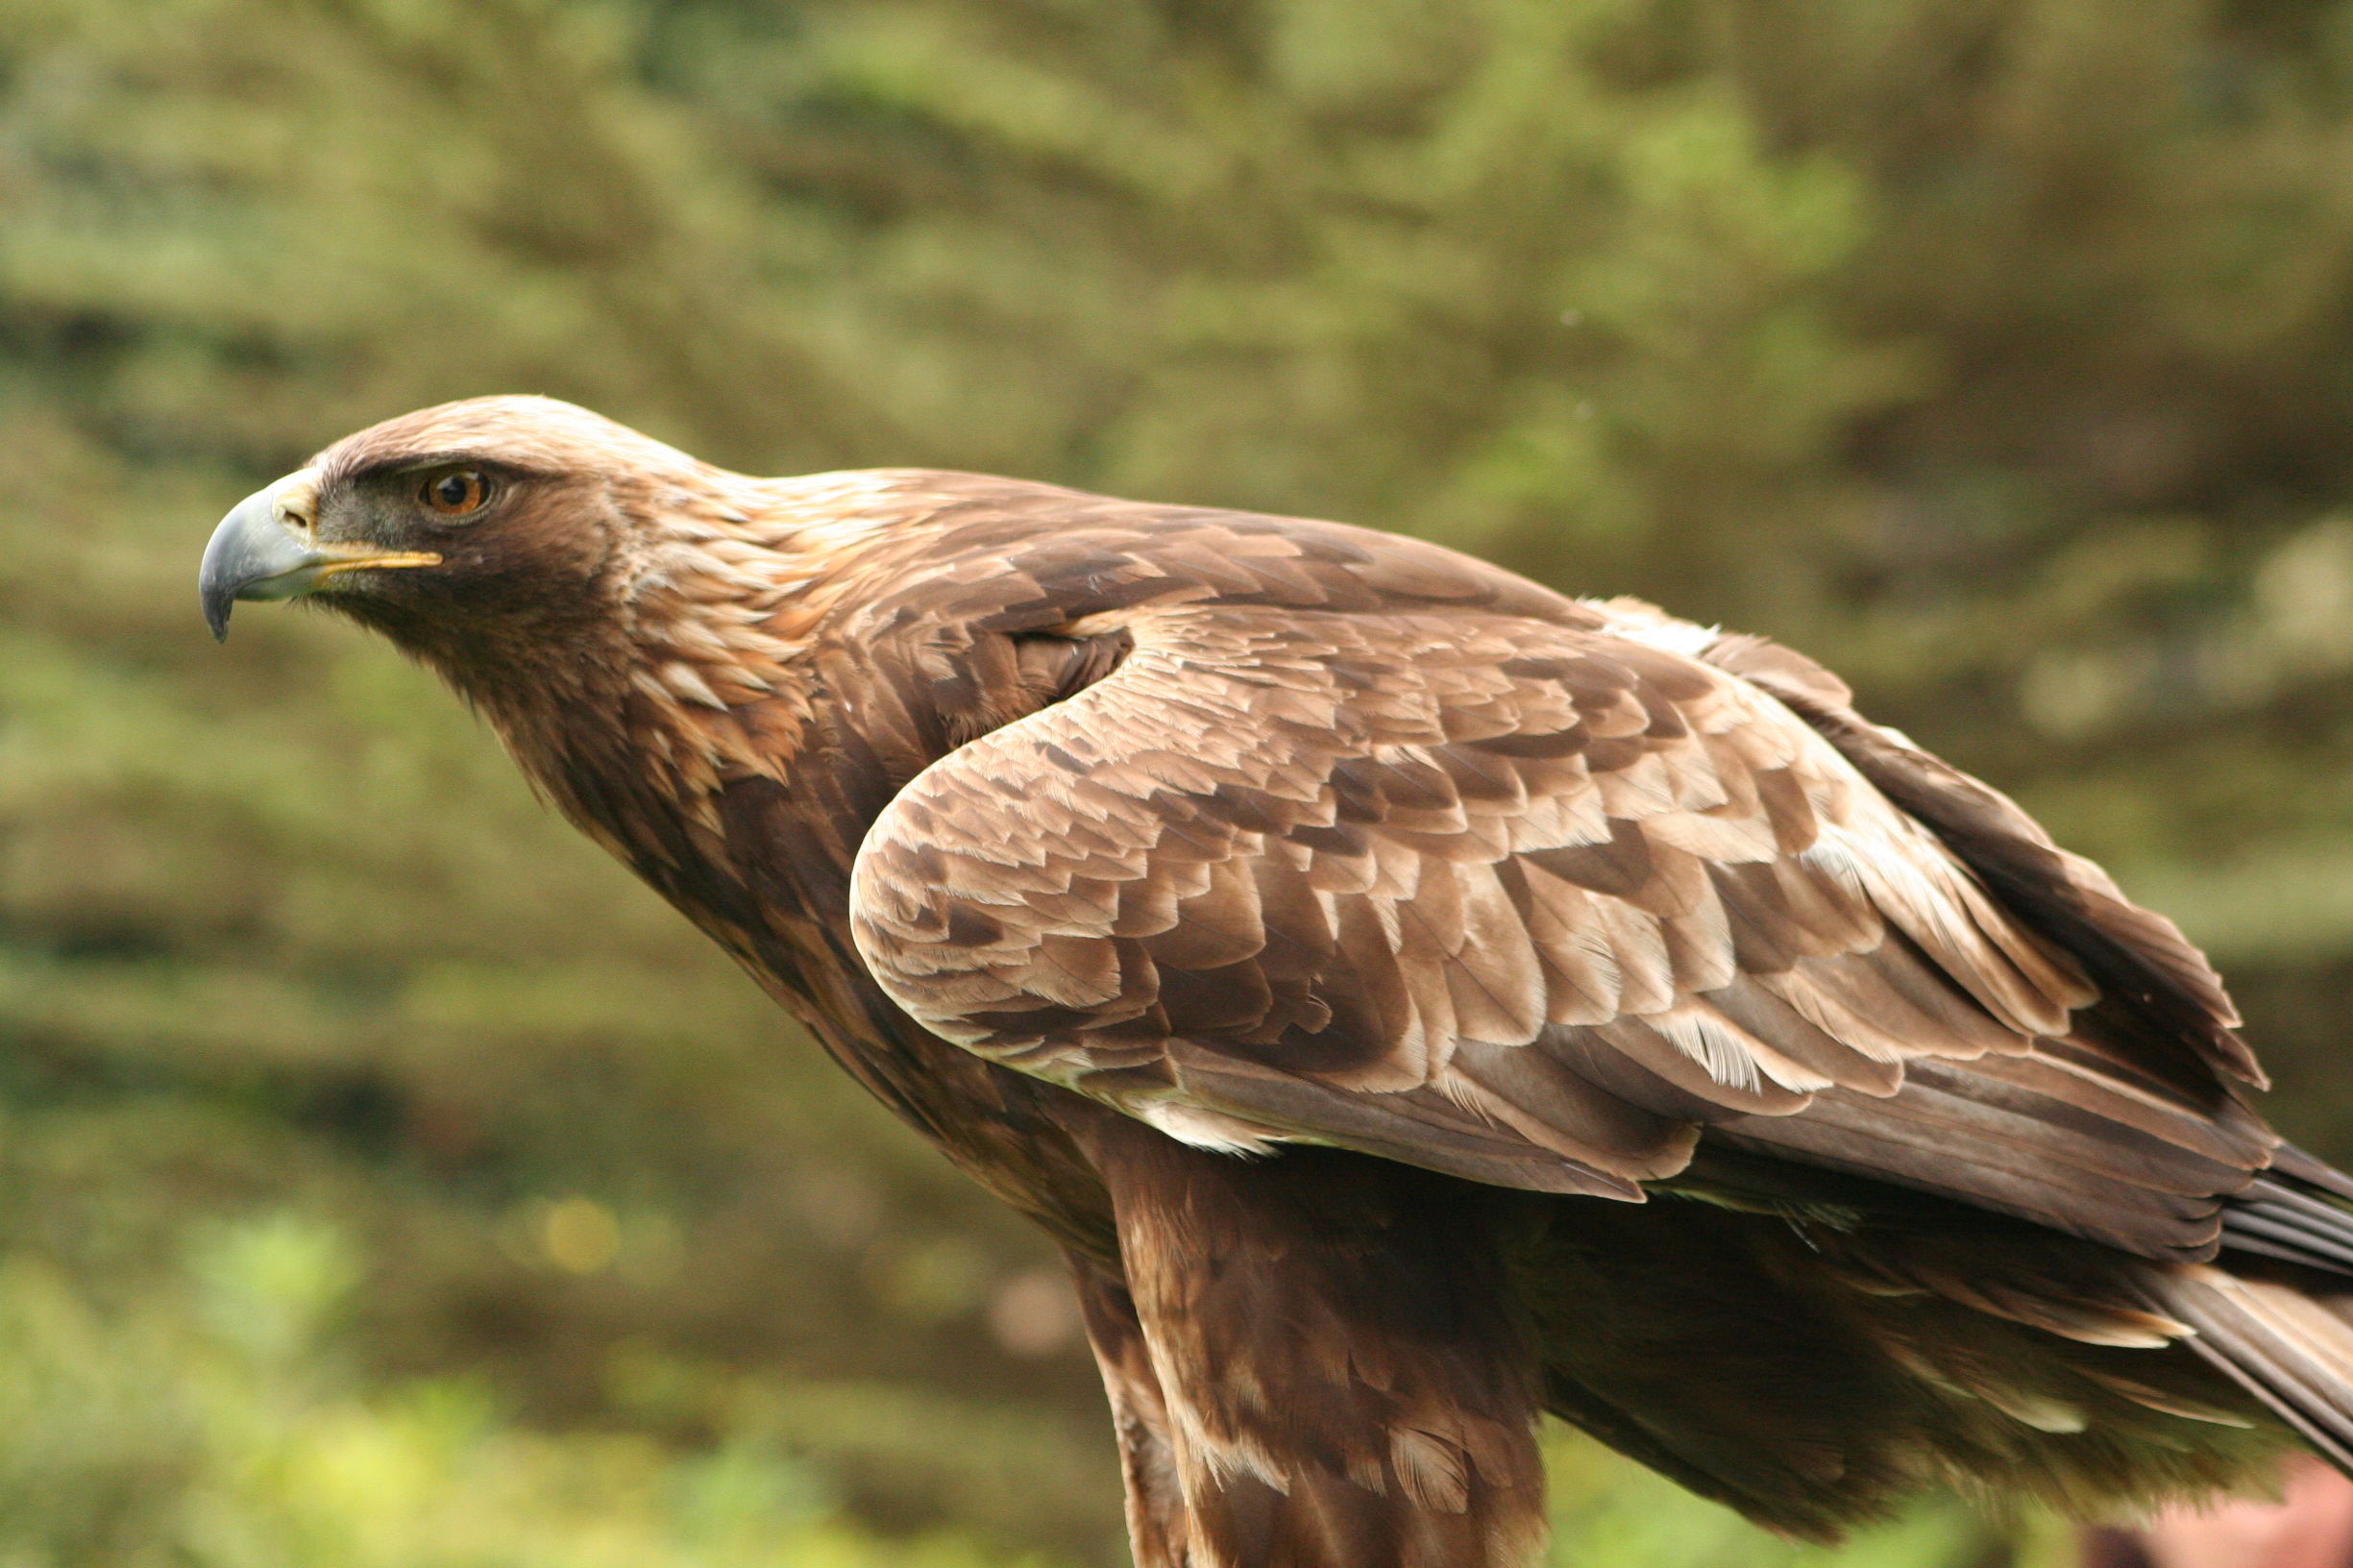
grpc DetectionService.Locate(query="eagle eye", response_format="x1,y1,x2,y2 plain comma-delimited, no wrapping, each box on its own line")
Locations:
421,469,490,518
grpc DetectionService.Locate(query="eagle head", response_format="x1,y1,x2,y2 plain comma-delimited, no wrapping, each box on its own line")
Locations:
198,395,748,667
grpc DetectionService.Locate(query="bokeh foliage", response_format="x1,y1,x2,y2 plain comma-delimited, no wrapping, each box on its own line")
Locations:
4,0,2353,1562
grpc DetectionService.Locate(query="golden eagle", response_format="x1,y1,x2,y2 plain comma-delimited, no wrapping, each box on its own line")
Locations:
202,396,2353,1567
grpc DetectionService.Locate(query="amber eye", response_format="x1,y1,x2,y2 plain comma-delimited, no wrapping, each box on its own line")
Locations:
421,469,490,518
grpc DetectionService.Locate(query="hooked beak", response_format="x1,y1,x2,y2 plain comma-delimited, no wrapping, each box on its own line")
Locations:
199,468,441,641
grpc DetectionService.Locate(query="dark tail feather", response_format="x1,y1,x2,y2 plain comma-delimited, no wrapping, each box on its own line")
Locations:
2220,1184,2353,1274
2145,1145,2353,1471
2219,1145,2353,1278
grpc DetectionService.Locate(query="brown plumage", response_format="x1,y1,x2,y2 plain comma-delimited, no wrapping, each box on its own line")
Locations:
200,395,2353,1565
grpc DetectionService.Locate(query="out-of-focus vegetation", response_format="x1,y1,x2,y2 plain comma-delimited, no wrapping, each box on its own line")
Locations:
0,1212,1026,1568
4,0,2353,1562
4,1208,2053,1568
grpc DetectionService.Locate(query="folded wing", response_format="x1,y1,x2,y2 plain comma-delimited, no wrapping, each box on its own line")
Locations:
850,600,2272,1261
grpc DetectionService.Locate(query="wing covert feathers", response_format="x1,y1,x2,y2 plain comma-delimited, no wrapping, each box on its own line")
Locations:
1703,628,2259,1090
847,561,2270,1261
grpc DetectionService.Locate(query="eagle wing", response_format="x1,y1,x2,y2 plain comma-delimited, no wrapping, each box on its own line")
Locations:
848,592,2271,1261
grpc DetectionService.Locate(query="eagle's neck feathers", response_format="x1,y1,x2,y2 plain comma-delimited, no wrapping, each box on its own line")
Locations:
441,469,930,819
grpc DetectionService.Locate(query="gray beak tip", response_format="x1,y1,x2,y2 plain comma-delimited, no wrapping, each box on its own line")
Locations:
200,481,315,644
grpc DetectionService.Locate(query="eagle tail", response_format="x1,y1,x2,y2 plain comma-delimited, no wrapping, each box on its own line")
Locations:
2147,1148,2353,1472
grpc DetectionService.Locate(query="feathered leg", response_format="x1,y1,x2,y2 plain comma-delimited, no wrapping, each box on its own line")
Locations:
1070,1111,1548,1568
1069,1257,1195,1567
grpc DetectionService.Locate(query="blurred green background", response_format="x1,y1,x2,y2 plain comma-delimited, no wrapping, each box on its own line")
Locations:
5,0,2353,1562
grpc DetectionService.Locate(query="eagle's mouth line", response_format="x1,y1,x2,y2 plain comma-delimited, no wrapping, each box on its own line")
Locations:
307,549,445,579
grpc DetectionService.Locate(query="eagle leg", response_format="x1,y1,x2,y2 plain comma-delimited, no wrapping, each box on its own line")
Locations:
1069,1258,1195,1568
1066,1109,1550,1568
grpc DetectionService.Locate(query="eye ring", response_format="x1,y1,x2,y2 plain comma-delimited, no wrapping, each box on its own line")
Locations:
421,469,491,518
